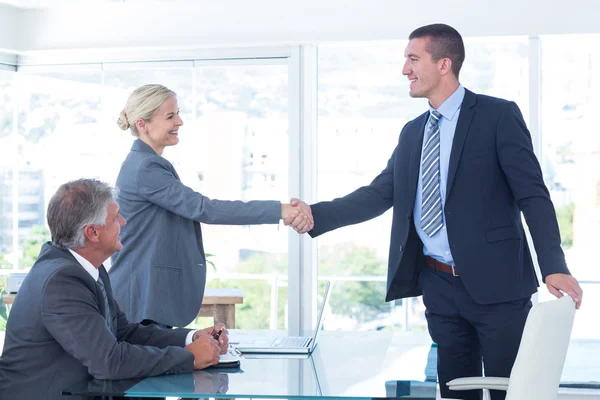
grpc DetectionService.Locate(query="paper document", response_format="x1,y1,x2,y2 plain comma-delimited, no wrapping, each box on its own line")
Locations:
217,347,242,366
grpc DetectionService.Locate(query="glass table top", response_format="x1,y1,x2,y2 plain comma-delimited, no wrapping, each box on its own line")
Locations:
64,330,437,399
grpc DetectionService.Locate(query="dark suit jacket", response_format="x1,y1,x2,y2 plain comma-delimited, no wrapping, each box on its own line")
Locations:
110,139,281,327
0,243,194,400
309,89,570,305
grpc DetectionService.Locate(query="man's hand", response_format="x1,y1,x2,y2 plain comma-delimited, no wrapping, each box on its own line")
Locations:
283,198,314,234
194,323,229,354
545,273,583,309
185,335,221,369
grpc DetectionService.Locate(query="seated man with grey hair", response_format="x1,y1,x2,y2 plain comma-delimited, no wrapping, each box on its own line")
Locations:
0,179,229,400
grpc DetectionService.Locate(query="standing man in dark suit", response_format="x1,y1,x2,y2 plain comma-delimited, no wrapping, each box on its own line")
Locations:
286,24,583,400
0,179,229,400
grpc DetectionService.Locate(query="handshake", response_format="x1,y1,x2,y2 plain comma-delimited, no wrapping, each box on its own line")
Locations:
281,198,313,234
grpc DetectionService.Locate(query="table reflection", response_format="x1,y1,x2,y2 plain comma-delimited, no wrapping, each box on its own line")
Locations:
63,331,437,399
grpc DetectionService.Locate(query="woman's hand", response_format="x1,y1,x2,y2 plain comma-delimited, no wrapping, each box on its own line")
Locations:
282,201,314,233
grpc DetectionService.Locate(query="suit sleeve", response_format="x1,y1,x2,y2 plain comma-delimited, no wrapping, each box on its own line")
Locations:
113,299,191,348
309,145,397,237
40,268,195,380
135,158,281,225
496,101,570,279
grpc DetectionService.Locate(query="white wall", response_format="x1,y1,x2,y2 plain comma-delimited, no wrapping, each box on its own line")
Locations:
12,0,600,52
0,4,19,52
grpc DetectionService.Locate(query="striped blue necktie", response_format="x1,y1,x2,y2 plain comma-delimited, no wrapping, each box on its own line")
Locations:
420,110,444,237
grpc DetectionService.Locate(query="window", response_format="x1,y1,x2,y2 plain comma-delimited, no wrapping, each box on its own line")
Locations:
104,62,291,329
461,37,529,119
541,34,600,384
6,60,291,331
0,68,11,327
194,63,289,330
14,71,102,269
0,70,15,270
318,42,426,332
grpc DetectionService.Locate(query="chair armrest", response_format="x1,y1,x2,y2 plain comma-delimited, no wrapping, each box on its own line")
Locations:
447,376,510,391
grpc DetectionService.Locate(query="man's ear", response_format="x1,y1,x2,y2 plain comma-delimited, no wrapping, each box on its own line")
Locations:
439,57,453,76
83,225,100,244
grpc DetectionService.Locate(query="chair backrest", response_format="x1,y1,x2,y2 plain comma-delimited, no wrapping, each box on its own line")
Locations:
506,295,576,400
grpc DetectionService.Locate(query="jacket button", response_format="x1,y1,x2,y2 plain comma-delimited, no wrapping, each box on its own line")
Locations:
399,245,403,251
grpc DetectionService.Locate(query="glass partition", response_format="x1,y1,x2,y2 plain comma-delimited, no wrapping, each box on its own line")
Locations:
540,35,600,350
195,63,290,329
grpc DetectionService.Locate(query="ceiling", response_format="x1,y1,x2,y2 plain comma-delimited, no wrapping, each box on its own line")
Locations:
1,0,82,8
0,0,178,9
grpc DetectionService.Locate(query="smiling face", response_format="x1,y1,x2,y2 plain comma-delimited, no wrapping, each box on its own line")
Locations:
402,37,443,100
137,95,183,155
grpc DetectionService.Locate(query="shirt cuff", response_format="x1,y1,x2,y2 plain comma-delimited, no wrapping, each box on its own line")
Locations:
185,330,197,346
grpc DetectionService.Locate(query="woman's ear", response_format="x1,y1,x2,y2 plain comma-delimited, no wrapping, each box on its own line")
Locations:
135,118,147,135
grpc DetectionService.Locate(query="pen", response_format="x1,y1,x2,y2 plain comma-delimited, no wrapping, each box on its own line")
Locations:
213,327,224,341
231,346,243,358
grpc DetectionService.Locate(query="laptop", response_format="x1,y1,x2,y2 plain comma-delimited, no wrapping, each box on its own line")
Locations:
235,281,331,354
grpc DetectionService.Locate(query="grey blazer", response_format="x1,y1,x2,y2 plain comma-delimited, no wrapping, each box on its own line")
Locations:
0,243,194,400
110,140,281,327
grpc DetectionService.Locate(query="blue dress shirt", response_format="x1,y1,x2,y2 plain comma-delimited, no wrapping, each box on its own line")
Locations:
413,85,465,264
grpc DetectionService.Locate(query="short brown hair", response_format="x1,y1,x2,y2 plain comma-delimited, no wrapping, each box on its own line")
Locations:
409,24,465,78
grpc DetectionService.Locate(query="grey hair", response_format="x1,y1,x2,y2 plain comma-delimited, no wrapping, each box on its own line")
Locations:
47,179,118,250
117,84,176,136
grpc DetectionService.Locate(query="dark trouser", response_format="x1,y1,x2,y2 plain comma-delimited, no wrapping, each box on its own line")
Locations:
419,265,531,400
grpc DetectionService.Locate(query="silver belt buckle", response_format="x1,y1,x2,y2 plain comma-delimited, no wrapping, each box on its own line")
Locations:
451,265,457,276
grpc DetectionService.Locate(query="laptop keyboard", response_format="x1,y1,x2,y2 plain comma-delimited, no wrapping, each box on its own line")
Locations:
273,337,311,348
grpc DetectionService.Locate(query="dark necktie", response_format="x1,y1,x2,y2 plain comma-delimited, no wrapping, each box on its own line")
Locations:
97,276,115,335
420,110,444,237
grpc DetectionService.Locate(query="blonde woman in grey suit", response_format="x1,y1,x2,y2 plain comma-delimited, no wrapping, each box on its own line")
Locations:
109,84,312,330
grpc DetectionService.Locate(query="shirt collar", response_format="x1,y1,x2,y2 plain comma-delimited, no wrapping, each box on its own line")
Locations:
68,249,99,281
429,84,465,122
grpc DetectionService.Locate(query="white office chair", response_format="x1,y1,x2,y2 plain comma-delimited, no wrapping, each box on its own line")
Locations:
443,295,576,400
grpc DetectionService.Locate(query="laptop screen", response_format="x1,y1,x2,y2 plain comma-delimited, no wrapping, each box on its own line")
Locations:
310,281,331,351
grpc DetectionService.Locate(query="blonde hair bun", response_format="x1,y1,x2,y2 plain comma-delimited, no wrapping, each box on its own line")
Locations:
117,109,130,131
118,84,176,137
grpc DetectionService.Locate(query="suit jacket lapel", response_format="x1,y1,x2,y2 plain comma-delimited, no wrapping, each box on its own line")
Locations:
446,89,477,201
